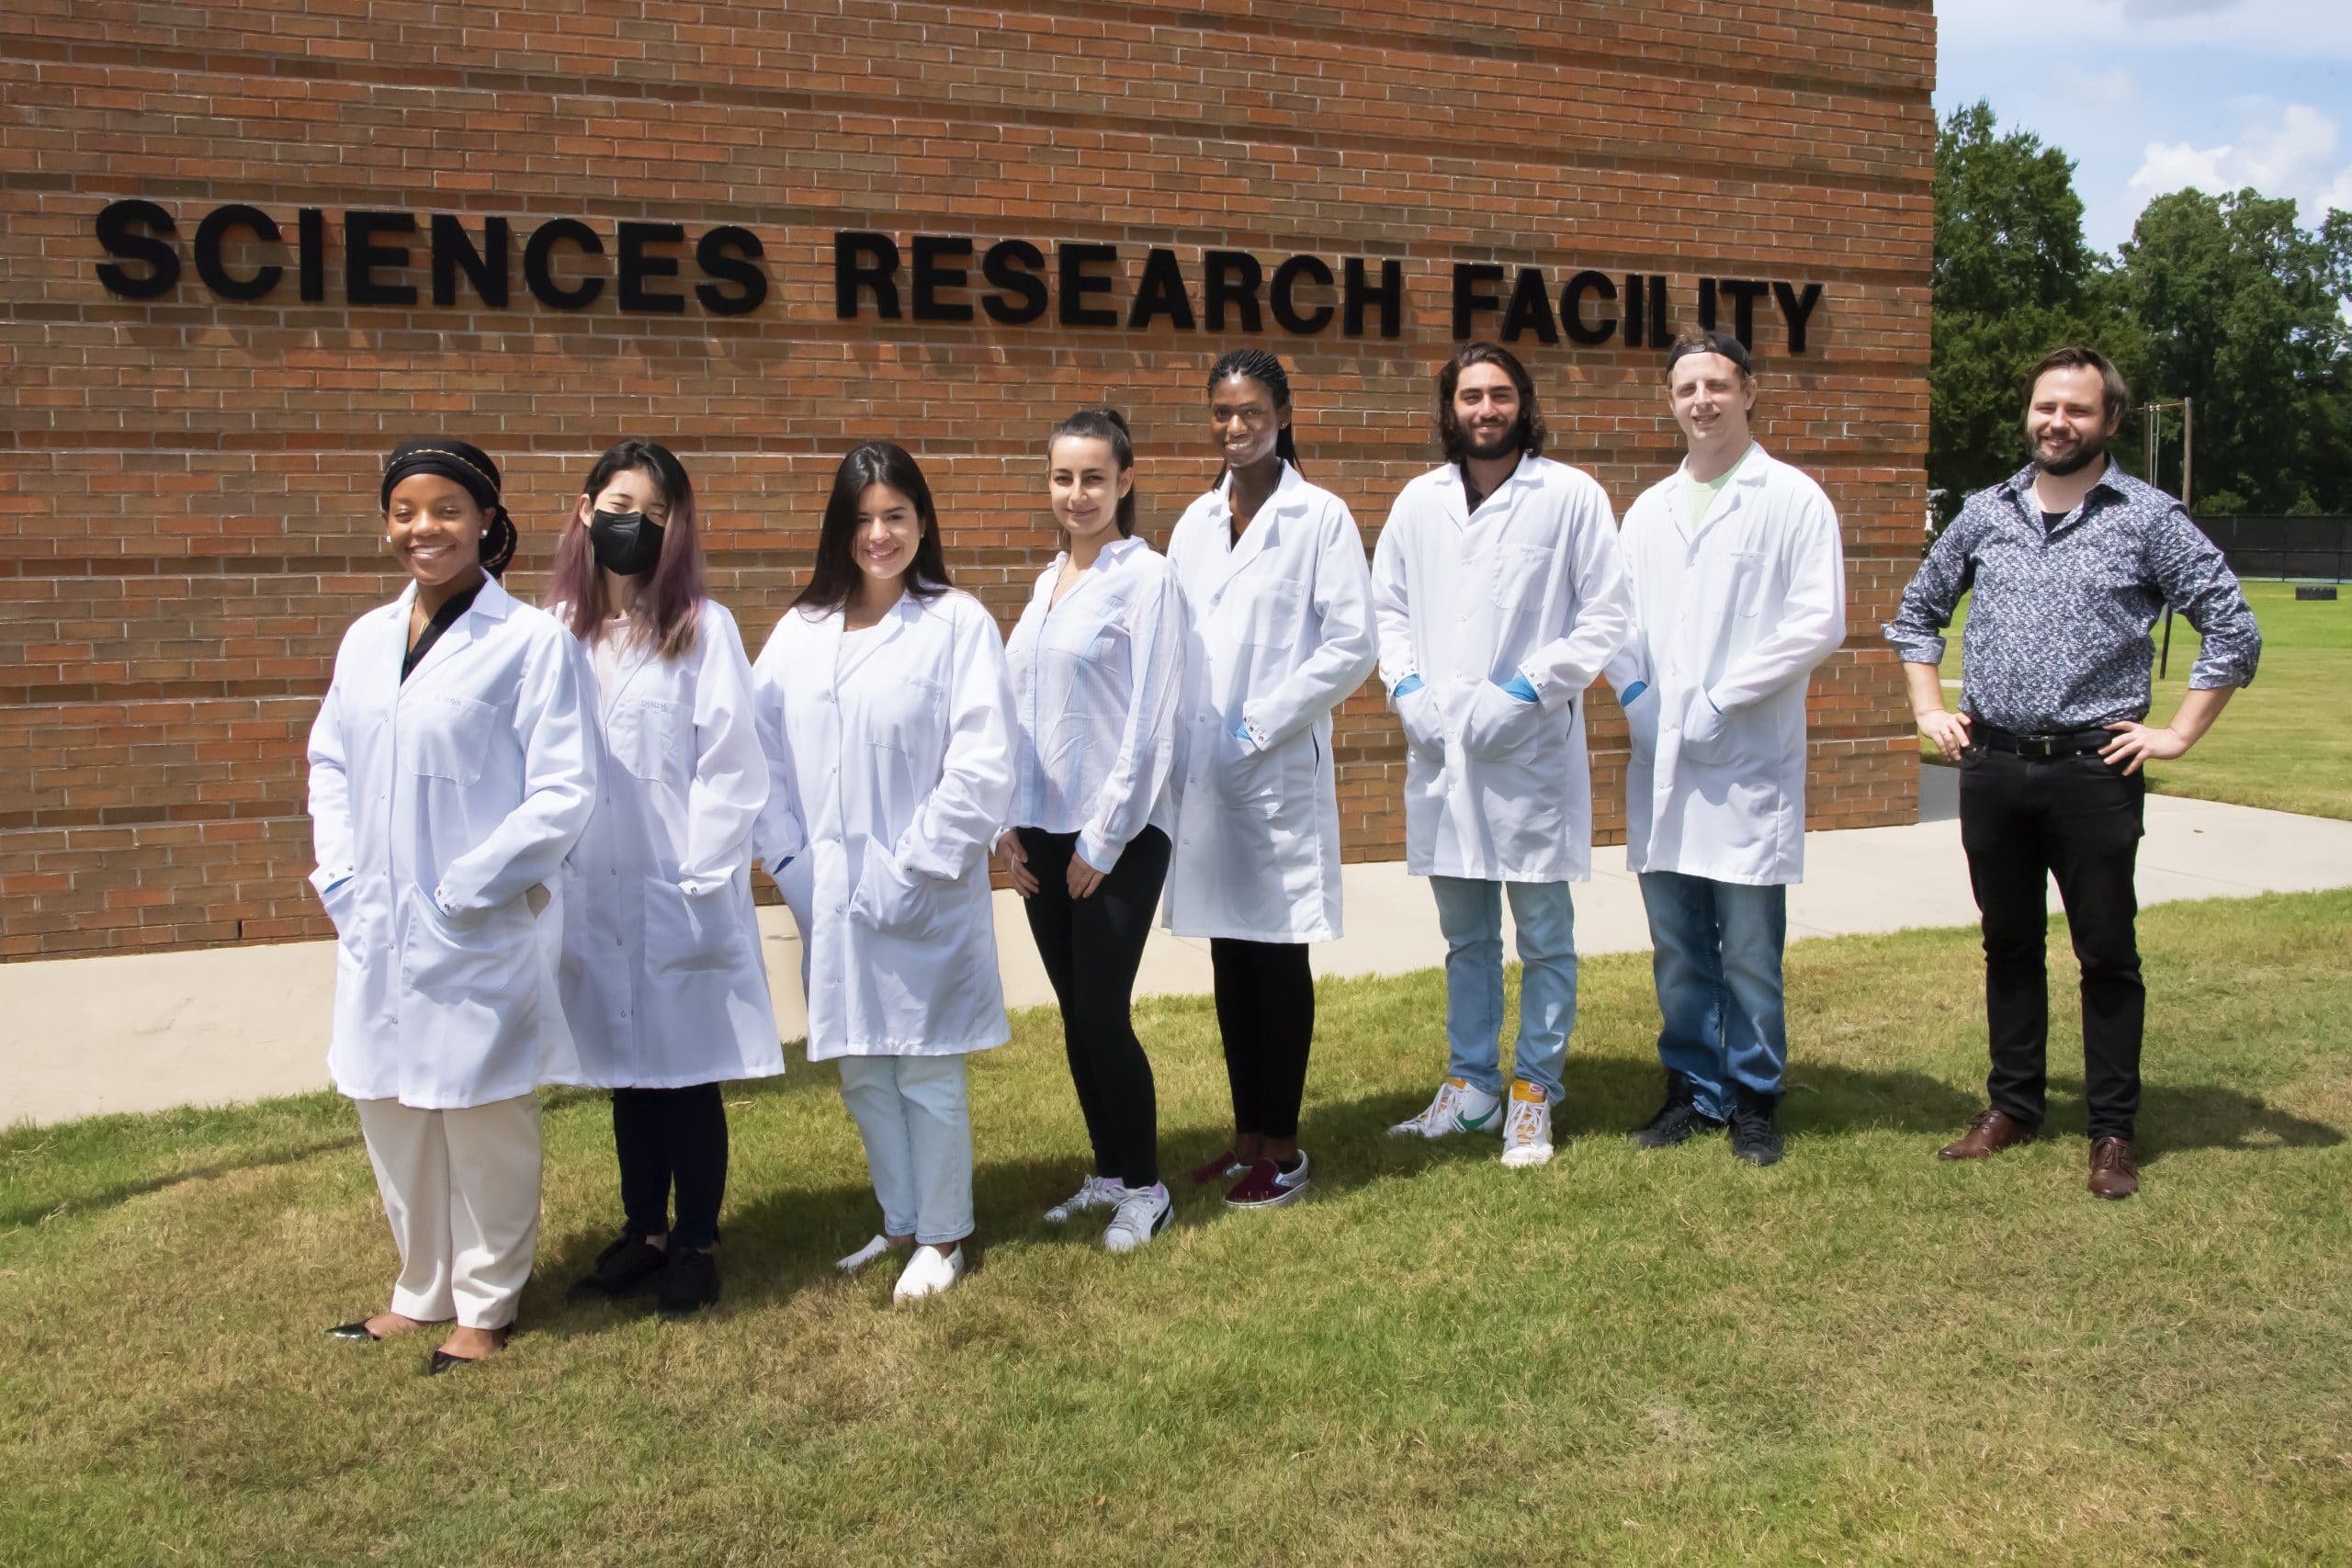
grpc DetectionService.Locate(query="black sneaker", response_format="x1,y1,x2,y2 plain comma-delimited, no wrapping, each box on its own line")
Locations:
1729,1088,1783,1168
566,1233,667,1302
656,1244,720,1317
1628,1071,1726,1149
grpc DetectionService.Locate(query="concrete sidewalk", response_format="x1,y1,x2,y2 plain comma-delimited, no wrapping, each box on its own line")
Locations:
10,773,2352,1127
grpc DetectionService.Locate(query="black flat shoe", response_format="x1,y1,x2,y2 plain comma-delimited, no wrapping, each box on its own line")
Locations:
566,1233,669,1302
655,1245,719,1318
325,1320,380,1342
425,1323,514,1376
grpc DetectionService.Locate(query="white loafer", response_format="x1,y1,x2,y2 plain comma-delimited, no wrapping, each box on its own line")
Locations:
891,1243,967,1303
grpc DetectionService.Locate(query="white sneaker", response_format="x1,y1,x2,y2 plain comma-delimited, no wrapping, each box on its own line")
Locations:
891,1242,966,1303
1389,1077,1504,1139
1044,1174,1124,1224
1102,1183,1172,1254
1499,1081,1555,1168
836,1234,905,1274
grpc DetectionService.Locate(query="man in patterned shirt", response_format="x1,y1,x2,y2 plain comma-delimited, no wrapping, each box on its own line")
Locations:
1886,345,2260,1201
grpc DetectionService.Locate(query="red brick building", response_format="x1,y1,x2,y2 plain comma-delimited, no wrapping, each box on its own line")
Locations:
0,0,1935,961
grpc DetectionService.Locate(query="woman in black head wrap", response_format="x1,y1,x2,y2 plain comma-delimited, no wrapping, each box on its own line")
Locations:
306,436,598,1373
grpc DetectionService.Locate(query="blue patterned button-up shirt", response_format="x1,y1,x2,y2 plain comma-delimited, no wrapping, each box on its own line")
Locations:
1884,460,2261,732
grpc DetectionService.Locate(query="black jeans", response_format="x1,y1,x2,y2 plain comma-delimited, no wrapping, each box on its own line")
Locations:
1958,746,2147,1140
613,1083,729,1249
1019,826,1169,1190
1209,937,1316,1142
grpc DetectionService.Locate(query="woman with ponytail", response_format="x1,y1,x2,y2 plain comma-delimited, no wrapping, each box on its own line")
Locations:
307,437,597,1372
998,409,1186,1251
1161,352,1377,1210
547,440,781,1317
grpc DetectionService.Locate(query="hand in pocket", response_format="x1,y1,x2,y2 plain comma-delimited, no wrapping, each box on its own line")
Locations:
1459,681,1542,762
849,846,934,935
1396,686,1447,761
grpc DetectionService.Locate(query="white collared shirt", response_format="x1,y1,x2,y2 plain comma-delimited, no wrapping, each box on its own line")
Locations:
1001,535,1186,871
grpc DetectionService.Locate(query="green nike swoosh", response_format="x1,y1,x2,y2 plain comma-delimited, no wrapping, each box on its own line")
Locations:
1455,1107,1498,1131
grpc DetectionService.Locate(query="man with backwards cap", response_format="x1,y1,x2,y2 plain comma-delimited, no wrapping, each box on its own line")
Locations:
1605,330,1847,1168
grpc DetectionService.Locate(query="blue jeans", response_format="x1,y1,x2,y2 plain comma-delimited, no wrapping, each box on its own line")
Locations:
1429,876,1578,1101
1637,871,1789,1120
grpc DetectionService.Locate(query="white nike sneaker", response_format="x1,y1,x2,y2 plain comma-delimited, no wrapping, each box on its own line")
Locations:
836,1234,907,1274
1389,1077,1504,1139
1499,1081,1555,1168
891,1242,966,1303
1044,1173,1124,1225
1102,1183,1172,1253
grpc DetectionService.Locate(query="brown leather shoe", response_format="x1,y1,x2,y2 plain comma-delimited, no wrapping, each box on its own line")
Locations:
2087,1136,2139,1200
1937,1107,2040,1161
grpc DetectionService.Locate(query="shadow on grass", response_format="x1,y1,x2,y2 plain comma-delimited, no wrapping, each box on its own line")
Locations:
2013,1076,2344,1164
0,1131,362,1232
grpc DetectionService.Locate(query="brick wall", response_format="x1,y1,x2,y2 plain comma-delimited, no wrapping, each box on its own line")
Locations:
0,0,1935,960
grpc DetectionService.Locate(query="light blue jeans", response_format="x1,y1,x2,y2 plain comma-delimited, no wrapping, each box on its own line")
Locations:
837,1055,973,1247
1637,871,1789,1120
1429,876,1578,1101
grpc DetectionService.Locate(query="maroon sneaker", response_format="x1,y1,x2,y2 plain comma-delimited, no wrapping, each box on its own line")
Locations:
1223,1151,1311,1209
1189,1148,1244,1185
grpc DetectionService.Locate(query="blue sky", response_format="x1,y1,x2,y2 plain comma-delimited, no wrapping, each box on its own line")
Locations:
1936,0,2352,256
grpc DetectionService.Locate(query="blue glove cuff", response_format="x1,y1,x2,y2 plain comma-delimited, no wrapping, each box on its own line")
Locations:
1232,720,1252,741
1621,681,1646,705
1391,673,1425,700
1500,674,1539,703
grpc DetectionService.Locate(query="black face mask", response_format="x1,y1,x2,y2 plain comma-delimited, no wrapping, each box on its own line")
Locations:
589,509,666,577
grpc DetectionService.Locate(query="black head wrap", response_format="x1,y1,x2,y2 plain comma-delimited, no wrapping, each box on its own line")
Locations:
379,438,518,578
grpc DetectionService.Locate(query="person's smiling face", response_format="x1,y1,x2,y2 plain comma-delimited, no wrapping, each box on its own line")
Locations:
1048,434,1131,548
385,473,487,590
853,482,923,588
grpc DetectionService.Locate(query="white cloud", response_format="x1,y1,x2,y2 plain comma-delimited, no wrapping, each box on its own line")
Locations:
2064,64,2140,108
1938,0,2352,57
2127,102,2352,222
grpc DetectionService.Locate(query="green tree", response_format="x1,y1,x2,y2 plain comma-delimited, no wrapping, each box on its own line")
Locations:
2118,189,2352,514
1929,102,2133,525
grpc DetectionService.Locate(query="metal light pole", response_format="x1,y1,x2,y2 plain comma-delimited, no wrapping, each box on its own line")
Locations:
2142,398,2194,679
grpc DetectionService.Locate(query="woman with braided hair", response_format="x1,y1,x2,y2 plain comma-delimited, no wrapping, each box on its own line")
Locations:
1162,350,1378,1209
307,437,597,1372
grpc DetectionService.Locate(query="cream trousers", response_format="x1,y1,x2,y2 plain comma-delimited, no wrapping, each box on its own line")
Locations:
354,1094,541,1330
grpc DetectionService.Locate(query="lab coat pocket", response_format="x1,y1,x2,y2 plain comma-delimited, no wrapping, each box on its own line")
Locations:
1459,682,1544,763
1214,723,1292,809
328,873,390,962
1235,577,1306,649
401,892,534,1006
849,846,938,938
644,876,744,976
1618,684,1657,765
1396,686,1446,761
402,693,497,784
1726,551,1770,618
608,697,688,784
1489,546,1555,610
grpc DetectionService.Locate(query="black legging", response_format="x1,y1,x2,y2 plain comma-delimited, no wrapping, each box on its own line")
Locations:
1018,825,1170,1190
1208,937,1315,1142
613,1083,729,1249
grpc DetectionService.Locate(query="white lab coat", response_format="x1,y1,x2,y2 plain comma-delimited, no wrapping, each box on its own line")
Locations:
1001,536,1185,872
552,600,784,1089
1604,445,1848,886
306,576,597,1110
1373,454,1633,883
751,589,1017,1059
1161,462,1379,942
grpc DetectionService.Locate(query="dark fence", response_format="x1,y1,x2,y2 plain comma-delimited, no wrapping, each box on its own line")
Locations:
2191,515,2352,581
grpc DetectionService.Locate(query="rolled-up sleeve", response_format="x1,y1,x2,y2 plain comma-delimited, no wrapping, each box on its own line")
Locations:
2148,504,2262,691
1884,510,1976,666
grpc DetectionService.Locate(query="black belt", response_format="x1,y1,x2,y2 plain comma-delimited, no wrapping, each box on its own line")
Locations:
1972,722,2111,760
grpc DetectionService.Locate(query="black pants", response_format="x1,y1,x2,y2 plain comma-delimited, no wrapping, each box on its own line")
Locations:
1019,826,1169,1190
1958,746,2147,1140
613,1083,729,1249
1209,937,1316,1142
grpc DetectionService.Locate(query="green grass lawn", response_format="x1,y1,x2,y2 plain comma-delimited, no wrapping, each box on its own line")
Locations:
1924,581,2352,819
6,892,2351,1565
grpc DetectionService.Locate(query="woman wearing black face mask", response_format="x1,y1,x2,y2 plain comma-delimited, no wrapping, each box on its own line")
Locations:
546,439,782,1316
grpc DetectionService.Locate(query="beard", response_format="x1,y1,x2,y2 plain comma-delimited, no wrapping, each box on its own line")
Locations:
1445,411,1528,463
2033,429,2109,477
